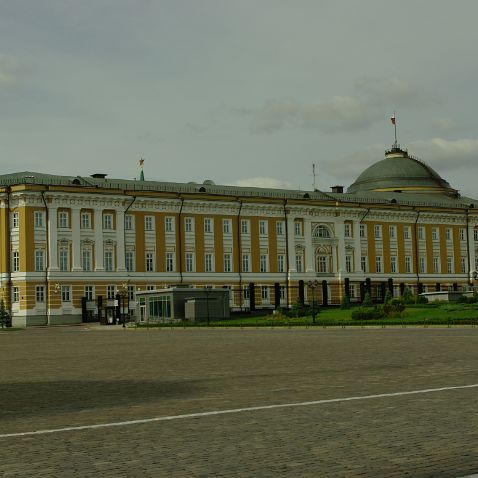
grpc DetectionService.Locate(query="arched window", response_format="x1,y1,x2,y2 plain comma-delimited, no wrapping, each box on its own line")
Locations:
314,225,331,238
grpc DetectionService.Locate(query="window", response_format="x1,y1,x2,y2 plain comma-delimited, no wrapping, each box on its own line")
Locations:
277,255,285,273
361,256,367,273
81,212,91,229
58,211,69,228
294,222,302,236
344,224,351,238
375,256,382,273
107,285,116,299
260,254,268,273
165,217,174,232
433,257,440,273
345,255,352,273
204,218,213,233
460,228,466,241
460,257,467,273
185,217,193,233
374,225,382,239
447,257,453,274
243,287,250,300
405,256,412,273
59,249,69,271
390,256,397,273
12,212,19,228
36,286,45,303
474,229,478,241
419,256,426,273
389,225,396,239
146,285,155,291
295,254,303,273
61,285,71,302
360,224,366,238
205,253,214,272
224,254,232,272
103,214,113,230
104,251,114,271
317,256,327,273
242,254,250,272
146,252,154,272
259,221,268,236
446,228,452,241
81,249,92,271
166,252,174,272
261,286,269,302
35,250,44,271
12,286,19,303
316,225,330,238
128,286,135,301
431,228,439,241
145,216,154,231
186,253,194,272
223,219,231,234
125,251,134,272
125,215,133,230
276,221,284,235
418,227,425,240
404,226,411,240
84,286,95,301
34,211,44,228
349,284,356,299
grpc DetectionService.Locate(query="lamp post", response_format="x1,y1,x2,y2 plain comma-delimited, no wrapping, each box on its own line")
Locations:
307,280,319,324
118,283,129,328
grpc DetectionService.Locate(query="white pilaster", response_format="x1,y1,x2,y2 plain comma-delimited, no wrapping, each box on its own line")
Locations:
468,222,475,279
116,209,126,271
286,216,296,273
94,208,104,271
304,218,314,272
71,207,82,271
353,220,362,272
335,219,346,273
48,206,58,271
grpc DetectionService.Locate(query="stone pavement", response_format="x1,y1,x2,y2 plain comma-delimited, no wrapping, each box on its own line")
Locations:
1,326,478,477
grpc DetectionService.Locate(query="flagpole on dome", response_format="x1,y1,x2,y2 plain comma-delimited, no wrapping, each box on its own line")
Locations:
139,158,145,182
390,111,398,148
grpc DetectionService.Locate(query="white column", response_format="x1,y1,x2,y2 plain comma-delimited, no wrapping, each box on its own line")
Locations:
468,222,475,279
116,209,126,271
94,208,104,271
335,219,346,274
353,220,362,273
304,219,314,273
71,207,82,271
286,216,296,273
48,206,58,271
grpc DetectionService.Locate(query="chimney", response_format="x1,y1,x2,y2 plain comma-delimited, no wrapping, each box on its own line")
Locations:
331,185,344,194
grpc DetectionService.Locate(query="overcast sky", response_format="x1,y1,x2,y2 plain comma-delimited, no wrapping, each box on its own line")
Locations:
1,0,478,196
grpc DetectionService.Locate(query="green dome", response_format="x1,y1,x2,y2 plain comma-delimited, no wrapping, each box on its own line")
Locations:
347,147,456,195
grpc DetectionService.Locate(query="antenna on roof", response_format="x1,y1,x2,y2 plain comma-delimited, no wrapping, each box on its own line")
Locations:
312,163,316,191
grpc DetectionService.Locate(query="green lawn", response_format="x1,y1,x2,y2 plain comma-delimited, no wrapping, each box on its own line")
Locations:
136,303,478,328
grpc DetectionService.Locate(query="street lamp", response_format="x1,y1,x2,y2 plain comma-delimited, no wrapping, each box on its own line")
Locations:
307,280,319,324
118,282,129,328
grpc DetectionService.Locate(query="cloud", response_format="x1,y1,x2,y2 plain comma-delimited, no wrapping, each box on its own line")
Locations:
242,77,432,135
410,138,478,172
229,176,297,190
430,117,459,134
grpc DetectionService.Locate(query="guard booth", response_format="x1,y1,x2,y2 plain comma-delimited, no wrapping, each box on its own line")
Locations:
135,287,230,323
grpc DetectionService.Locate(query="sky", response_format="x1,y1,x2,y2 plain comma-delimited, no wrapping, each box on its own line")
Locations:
1,0,478,196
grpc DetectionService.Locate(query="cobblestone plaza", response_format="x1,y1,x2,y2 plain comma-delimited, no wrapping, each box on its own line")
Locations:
1,326,478,477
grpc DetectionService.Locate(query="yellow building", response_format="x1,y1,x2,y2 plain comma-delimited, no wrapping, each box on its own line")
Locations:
2,144,478,326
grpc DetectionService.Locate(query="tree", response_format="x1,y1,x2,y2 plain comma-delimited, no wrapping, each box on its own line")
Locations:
362,291,372,307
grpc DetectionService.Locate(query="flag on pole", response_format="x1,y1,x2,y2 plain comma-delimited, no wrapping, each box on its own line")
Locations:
390,115,396,125
139,158,144,167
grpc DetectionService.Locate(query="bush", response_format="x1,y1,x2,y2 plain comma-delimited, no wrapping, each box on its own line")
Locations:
402,286,414,304
415,295,429,304
384,289,393,304
341,294,351,309
383,301,405,317
289,298,312,318
351,307,384,321
362,292,373,306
